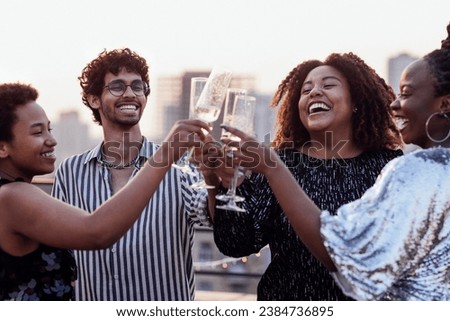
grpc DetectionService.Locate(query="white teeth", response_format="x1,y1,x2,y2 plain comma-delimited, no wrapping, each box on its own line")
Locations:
42,152,54,157
394,117,408,130
309,103,331,114
119,105,137,111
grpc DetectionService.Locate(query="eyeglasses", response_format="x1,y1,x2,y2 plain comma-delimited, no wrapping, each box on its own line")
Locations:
104,80,150,97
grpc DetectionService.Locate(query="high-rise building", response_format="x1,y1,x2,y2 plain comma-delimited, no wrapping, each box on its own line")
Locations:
150,70,260,142
252,93,276,142
147,75,184,143
387,53,418,94
45,110,97,177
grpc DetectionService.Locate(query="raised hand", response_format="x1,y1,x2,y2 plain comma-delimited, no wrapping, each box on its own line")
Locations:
220,125,278,176
160,119,211,165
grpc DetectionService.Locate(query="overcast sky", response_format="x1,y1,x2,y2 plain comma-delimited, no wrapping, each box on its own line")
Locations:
1,0,449,137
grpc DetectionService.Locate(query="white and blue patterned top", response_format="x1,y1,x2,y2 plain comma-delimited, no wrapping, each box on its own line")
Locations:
322,147,450,300
52,137,210,301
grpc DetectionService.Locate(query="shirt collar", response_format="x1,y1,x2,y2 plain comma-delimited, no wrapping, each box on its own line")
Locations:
84,137,154,165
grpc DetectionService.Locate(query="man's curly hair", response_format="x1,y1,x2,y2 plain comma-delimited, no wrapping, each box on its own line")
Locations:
79,48,150,125
271,52,402,151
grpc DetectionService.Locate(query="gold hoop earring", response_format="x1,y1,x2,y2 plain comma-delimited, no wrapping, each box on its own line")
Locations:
425,112,450,143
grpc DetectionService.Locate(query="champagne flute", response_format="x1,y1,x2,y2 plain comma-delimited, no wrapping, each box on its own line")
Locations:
194,66,232,123
211,88,247,192
189,77,217,189
172,77,208,176
221,88,248,140
216,95,256,212
172,67,232,185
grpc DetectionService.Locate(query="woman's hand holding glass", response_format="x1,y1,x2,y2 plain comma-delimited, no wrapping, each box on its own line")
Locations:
218,125,278,178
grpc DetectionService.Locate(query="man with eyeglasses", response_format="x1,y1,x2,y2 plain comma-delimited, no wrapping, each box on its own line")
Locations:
51,48,211,300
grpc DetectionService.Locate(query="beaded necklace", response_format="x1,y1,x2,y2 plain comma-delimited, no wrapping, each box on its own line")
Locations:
100,149,140,170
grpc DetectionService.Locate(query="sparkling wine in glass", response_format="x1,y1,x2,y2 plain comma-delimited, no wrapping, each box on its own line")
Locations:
216,95,256,212
172,67,232,187
221,88,248,140
193,67,232,124
172,77,208,175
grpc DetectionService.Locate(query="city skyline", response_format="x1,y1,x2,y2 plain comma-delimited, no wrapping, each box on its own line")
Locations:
1,0,449,139
47,52,413,177
46,69,276,175
50,51,414,143
50,52,414,142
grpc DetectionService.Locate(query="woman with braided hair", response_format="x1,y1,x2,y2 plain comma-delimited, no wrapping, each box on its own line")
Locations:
207,52,403,300
221,22,450,300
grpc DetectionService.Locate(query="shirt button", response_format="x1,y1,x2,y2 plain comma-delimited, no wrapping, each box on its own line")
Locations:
111,248,116,253
114,275,119,280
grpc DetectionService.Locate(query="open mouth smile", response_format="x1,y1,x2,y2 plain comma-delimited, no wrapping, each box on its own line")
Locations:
118,104,138,112
308,102,331,115
394,117,408,131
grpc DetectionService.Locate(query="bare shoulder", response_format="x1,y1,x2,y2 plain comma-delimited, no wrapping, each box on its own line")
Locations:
1,180,42,193
0,181,48,205
0,182,45,255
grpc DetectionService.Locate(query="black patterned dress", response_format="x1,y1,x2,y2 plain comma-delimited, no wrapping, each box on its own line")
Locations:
0,178,77,300
213,149,403,301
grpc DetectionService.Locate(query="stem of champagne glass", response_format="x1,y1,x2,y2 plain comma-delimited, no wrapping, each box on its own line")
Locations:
228,165,239,197
184,147,195,166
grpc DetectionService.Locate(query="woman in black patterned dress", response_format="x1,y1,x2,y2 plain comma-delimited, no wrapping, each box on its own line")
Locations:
206,53,403,300
218,23,450,300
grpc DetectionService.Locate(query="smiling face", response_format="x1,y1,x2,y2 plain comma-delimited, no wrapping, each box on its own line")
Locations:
0,101,57,181
90,68,147,129
390,59,444,148
298,65,354,141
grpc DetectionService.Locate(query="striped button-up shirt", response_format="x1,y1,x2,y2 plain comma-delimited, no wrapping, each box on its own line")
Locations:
51,137,211,300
